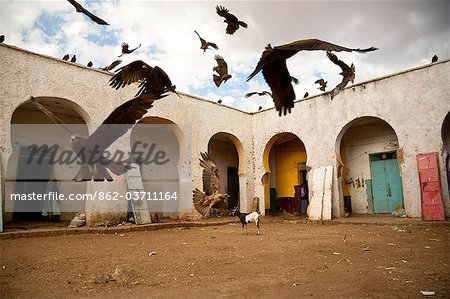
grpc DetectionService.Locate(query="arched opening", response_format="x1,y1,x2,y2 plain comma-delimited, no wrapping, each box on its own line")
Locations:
6,97,89,225
336,116,402,216
130,117,184,218
207,132,245,211
262,133,307,215
442,111,450,197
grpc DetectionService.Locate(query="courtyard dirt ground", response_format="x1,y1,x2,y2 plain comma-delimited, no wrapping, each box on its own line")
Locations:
0,216,449,299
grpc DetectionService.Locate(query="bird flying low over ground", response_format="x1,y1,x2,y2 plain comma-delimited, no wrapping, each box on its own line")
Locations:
67,0,109,25
326,51,356,100
247,38,378,116
193,152,229,217
30,93,166,181
216,5,248,35
213,55,232,87
315,78,327,91
245,91,272,98
101,59,122,72
118,42,142,58
194,31,218,53
109,60,178,98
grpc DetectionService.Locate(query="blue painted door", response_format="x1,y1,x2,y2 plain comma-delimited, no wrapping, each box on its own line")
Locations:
370,158,403,213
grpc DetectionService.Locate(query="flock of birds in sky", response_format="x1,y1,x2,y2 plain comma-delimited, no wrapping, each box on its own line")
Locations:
55,0,383,116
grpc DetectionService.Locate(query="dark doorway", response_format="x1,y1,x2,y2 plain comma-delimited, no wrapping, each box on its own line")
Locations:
13,146,53,221
227,167,239,209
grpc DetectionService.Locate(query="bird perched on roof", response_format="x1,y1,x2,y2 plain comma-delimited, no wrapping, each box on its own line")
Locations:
218,99,222,104
0,35,5,43
67,0,109,25
110,60,178,99
194,31,218,53
70,55,76,63
216,5,247,35
87,61,93,67
213,55,232,87
193,152,229,217
432,55,438,63
30,92,166,181
303,92,309,98
245,91,272,98
101,59,122,72
258,106,263,111
326,51,356,100
62,54,69,61
247,39,378,116
118,42,141,58
315,78,327,91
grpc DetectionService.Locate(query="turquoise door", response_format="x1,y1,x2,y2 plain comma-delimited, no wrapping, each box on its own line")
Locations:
370,158,403,213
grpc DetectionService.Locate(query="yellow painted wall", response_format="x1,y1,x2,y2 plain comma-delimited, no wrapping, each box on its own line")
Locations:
274,139,306,198
264,179,270,208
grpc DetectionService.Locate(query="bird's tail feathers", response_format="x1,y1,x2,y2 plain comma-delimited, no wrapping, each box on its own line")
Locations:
193,189,210,217
73,164,92,182
238,21,248,28
213,74,222,87
93,164,113,181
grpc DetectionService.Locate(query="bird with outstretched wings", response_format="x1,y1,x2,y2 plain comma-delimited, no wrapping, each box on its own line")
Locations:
315,78,327,91
193,152,229,217
67,0,109,25
245,91,272,98
110,60,178,98
326,51,355,100
216,5,247,35
101,59,122,72
194,31,218,53
213,55,232,87
118,42,141,58
247,39,378,116
30,92,166,181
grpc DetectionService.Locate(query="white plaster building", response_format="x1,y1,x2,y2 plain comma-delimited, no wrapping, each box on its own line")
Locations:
1,44,449,226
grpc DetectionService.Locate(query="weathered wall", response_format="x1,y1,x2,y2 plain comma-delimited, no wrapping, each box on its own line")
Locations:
1,44,449,222
252,59,450,218
0,44,255,224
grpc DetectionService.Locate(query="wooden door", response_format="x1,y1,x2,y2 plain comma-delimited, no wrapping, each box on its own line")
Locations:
417,153,445,221
370,156,403,213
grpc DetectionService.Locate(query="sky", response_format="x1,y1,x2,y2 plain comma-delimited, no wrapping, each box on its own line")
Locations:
0,0,448,112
